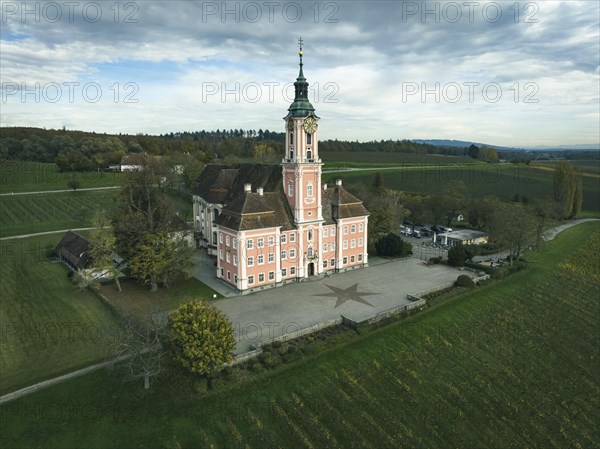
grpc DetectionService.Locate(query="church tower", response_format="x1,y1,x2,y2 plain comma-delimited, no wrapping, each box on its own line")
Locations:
282,38,323,225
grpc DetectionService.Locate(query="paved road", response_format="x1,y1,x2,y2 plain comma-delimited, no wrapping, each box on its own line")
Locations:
0,186,119,196
541,218,599,241
0,227,99,241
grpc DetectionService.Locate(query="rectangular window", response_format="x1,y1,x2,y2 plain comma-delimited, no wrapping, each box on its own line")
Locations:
233,238,238,248
351,239,356,248
307,184,313,197
234,274,238,284
282,268,287,277
268,253,274,263
258,255,264,265
290,266,296,275
323,244,328,252
331,228,336,236
290,233,295,243
219,250,224,259
288,182,293,196
268,271,275,281
248,257,254,267
343,257,348,265
323,260,328,268
268,236,274,247
281,250,287,260
359,223,364,232
330,258,335,267
358,254,363,262
351,225,356,233
226,235,230,246
247,239,253,249
219,233,223,243
343,241,348,250
358,238,363,247
344,226,348,235
290,249,296,259
248,275,254,285
281,234,287,243
226,253,230,263
213,232,217,244
259,273,265,282
227,271,231,280
323,228,328,237
220,268,224,276
234,255,238,266
257,238,264,248
351,255,355,263
306,132,312,145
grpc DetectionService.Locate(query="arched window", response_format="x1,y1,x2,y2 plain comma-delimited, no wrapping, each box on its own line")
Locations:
306,133,312,145
290,132,293,142
290,149,294,159
308,229,313,241
307,149,312,160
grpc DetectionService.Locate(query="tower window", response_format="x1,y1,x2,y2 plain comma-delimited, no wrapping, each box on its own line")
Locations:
290,149,294,159
306,133,312,145
307,183,313,197
288,182,293,196
290,132,293,141
307,149,312,160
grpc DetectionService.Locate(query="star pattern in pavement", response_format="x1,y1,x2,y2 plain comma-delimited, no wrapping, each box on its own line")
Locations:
314,283,379,308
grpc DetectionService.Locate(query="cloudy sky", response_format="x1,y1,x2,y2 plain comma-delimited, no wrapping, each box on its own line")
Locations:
1,1,599,147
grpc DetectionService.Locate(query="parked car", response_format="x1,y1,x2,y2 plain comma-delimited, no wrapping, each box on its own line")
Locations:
412,230,421,238
432,225,443,233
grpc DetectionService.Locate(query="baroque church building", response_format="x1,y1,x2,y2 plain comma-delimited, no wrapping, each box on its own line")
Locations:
192,44,369,293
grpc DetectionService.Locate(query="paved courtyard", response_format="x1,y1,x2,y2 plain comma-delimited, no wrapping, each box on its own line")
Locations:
192,253,467,354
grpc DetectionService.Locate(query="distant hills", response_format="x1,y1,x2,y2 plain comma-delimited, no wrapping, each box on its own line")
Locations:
411,139,599,152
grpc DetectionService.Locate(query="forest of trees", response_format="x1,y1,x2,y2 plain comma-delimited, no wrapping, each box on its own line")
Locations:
2,127,596,172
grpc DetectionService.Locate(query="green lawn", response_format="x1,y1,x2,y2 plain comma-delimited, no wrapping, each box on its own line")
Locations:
100,276,222,324
0,190,118,237
0,161,121,193
324,163,600,213
2,222,598,448
0,234,122,395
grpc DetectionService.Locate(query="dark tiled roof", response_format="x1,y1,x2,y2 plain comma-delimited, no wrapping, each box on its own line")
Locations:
217,189,295,232
56,231,91,269
192,164,282,204
322,184,369,221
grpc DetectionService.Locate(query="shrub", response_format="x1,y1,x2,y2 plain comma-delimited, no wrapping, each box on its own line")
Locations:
278,342,290,356
455,274,475,288
429,256,443,264
448,244,468,266
259,351,281,369
375,233,412,257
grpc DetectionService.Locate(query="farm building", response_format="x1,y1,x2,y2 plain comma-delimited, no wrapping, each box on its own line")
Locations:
434,229,488,247
56,231,91,271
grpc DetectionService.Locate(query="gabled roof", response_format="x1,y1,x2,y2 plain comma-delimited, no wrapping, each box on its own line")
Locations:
56,231,91,269
192,163,282,204
217,188,295,232
322,183,369,222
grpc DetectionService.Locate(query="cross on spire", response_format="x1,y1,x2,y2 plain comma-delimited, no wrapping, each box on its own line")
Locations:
298,37,303,52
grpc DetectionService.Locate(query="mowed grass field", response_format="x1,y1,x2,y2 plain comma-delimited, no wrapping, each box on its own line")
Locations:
2,222,598,448
324,163,600,213
321,151,477,167
0,161,121,193
0,190,118,237
0,234,122,395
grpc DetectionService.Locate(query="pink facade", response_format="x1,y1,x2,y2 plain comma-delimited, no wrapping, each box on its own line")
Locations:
213,47,369,293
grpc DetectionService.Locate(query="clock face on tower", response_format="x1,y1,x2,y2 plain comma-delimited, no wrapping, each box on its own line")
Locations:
303,116,317,134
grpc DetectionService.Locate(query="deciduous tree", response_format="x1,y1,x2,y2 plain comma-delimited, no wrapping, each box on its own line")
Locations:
169,300,235,375
553,161,582,219
88,210,122,292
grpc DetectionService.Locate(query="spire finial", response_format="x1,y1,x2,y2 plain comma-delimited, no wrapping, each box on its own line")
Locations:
298,37,303,63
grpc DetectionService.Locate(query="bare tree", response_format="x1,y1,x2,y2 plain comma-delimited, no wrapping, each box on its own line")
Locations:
111,316,167,389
